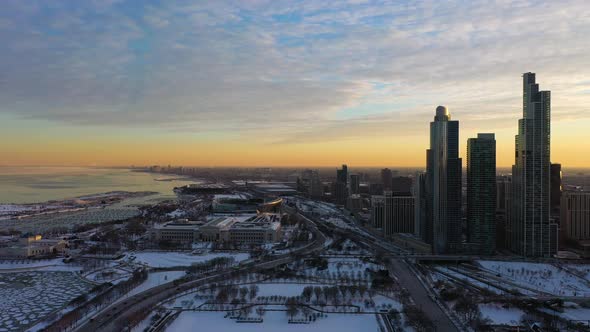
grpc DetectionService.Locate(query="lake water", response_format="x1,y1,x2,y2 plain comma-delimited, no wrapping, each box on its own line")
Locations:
0,166,196,204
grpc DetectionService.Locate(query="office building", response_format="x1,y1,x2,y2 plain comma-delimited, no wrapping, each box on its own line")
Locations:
373,191,415,236
391,176,413,195
348,174,360,195
467,133,497,255
371,195,385,229
414,172,428,239
511,72,557,257
334,164,349,205
381,168,393,190
551,163,562,217
561,191,590,241
425,106,462,254
384,191,415,236
496,176,512,250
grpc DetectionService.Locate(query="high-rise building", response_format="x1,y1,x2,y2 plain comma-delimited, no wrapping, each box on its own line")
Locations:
391,176,413,195
337,164,348,185
561,191,590,241
511,72,557,257
371,195,385,229
348,174,360,195
496,176,512,250
467,133,497,255
551,163,562,216
414,172,428,239
334,164,349,205
309,170,323,199
381,168,393,191
373,191,414,236
426,106,462,254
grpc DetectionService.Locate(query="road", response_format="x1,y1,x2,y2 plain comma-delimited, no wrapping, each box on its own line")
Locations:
292,198,460,332
75,213,326,331
389,258,459,332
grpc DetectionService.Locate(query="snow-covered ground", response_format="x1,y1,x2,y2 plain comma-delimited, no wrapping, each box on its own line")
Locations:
166,311,380,332
479,303,524,325
477,260,590,296
129,251,249,268
0,259,81,272
0,271,93,331
125,271,186,298
255,283,329,298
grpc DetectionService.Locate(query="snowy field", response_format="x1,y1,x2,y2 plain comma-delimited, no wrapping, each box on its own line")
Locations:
130,251,249,268
477,260,590,296
479,303,524,325
0,271,93,331
256,283,328,298
166,311,380,332
0,258,80,272
126,271,186,298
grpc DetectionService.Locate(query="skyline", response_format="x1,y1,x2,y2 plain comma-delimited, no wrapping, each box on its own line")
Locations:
2,1,590,167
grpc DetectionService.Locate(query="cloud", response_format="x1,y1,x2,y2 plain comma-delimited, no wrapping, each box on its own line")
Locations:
1,0,590,145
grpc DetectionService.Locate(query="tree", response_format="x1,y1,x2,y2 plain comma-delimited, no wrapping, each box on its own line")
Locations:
454,297,481,327
249,285,259,300
286,298,299,319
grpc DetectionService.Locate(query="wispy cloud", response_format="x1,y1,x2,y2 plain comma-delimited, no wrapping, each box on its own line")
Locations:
1,0,590,144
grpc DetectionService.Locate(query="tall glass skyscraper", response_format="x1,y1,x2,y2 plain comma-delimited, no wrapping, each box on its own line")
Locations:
467,133,497,255
426,106,462,254
511,73,556,257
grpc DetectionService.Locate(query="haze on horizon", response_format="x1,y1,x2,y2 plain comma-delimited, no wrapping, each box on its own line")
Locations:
1,0,590,168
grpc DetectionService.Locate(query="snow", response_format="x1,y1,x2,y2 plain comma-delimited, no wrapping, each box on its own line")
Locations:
166,311,380,332
477,260,590,296
0,259,77,272
479,303,524,325
0,271,92,331
130,251,249,268
166,209,185,218
125,271,186,298
256,283,328,298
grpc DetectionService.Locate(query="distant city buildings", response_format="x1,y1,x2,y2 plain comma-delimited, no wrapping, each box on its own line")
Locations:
391,176,412,195
424,106,462,254
511,72,557,257
381,168,393,191
467,133,497,255
348,173,360,195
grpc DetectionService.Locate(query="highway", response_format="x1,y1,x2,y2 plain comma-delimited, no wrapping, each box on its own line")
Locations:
291,198,461,332
75,213,326,331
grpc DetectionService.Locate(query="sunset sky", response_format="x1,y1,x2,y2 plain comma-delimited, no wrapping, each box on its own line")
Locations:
1,0,590,167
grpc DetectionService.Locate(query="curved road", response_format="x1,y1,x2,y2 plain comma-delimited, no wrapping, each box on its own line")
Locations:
76,214,326,331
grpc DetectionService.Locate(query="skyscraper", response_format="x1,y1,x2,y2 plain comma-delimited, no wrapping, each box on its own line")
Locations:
426,106,462,254
414,172,428,239
391,176,413,195
334,164,349,205
511,72,556,257
371,195,385,229
337,164,348,185
467,133,497,255
550,163,562,217
496,175,512,250
348,174,360,195
372,191,414,235
381,168,393,191
561,191,590,241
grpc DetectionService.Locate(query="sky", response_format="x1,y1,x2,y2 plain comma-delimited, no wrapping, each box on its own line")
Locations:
1,0,590,168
